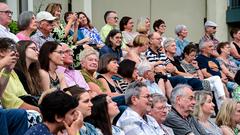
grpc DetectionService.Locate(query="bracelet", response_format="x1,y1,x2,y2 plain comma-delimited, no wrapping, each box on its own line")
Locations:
195,68,200,70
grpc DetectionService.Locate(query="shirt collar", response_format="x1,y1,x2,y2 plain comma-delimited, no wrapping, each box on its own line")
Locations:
0,24,10,32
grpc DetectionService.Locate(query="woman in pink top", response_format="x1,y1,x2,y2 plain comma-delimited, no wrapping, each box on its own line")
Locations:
16,11,37,40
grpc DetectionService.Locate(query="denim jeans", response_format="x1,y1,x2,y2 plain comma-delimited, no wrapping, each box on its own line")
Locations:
168,75,203,90
0,109,28,135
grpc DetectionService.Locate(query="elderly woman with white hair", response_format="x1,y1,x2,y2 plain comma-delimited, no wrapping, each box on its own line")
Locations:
80,48,106,95
137,61,173,99
175,24,190,57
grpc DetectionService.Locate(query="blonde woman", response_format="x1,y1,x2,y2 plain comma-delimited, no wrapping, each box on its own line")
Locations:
136,17,150,35
193,91,222,135
124,34,149,65
216,99,240,135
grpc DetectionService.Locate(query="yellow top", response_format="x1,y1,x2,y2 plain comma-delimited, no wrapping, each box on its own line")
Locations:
0,70,27,108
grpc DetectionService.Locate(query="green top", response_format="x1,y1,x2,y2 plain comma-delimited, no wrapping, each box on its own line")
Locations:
100,24,115,42
81,69,106,92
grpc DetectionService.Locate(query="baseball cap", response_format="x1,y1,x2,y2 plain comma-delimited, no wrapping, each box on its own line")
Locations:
204,21,218,27
36,11,56,22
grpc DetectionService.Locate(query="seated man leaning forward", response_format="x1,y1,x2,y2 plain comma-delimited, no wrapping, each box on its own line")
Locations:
116,81,162,135
163,84,207,135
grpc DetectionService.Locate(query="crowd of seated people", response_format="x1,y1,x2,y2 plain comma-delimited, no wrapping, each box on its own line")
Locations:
1,1,240,135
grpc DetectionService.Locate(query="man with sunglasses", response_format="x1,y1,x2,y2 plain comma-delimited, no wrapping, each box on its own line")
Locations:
0,2,19,42
199,20,219,57
31,11,56,48
100,10,118,42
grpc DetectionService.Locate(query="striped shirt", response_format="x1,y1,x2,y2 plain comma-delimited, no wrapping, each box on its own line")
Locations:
145,48,170,66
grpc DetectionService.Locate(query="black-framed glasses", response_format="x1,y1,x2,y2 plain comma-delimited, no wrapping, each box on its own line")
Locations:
110,16,119,20
0,10,13,15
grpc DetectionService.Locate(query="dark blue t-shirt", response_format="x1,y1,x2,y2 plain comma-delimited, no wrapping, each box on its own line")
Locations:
196,54,222,77
24,123,52,135
99,45,122,62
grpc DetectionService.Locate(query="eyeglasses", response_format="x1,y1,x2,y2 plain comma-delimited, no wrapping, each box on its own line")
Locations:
0,10,13,15
160,24,166,28
109,16,119,20
28,47,39,52
53,50,64,55
140,94,152,99
154,105,168,111
63,49,73,55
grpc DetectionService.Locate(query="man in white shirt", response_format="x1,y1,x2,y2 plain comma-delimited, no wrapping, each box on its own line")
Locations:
0,2,19,42
116,81,163,135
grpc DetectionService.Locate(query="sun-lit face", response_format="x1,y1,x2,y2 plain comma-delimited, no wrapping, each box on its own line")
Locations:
62,45,73,65
49,45,65,66
179,28,188,38
110,33,122,48
77,92,93,118
0,3,13,26
133,87,152,114
201,95,215,115
107,12,118,26
107,96,119,119
178,87,196,113
107,60,119,74
124,19,134,31
29,15,37,31
231,103,240,124
79,13,88,26
81,54,99,72
26,43,39,62
39,20,54,34
150,101,168,123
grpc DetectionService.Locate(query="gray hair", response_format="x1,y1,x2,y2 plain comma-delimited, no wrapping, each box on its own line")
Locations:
170,84,192,106
163,37,175,49
17,11,35,31
198,40,212,51
151,93,167,108
79,48,99,62
137,61,152,77
175,24,187,35
125,81,147,105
